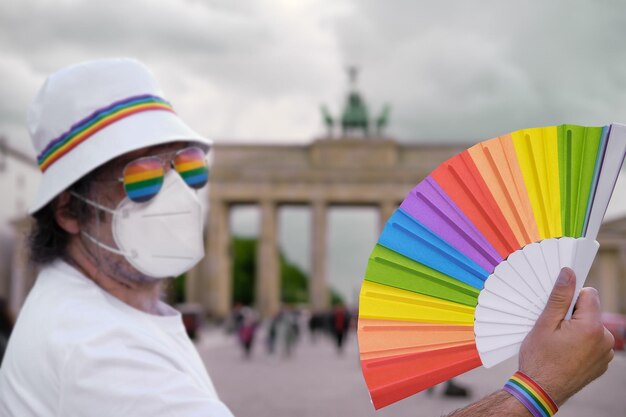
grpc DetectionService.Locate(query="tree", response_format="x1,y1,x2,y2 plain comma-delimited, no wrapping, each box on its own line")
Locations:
232,237,256,305
231,236,344,306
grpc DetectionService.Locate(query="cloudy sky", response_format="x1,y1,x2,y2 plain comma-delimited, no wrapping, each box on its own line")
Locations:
5,0,626,151
2,0,626,304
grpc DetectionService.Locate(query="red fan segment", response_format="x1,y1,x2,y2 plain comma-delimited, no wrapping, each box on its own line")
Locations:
361,344,482,409
431,151,519,258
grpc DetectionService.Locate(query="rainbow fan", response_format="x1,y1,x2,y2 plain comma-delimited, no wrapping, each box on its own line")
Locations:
357,123,626,409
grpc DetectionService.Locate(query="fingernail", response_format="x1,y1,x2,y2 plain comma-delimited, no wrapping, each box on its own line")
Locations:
556,268,573,286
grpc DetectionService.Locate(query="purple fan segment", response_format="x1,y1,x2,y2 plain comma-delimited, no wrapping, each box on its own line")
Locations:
400,176,503,272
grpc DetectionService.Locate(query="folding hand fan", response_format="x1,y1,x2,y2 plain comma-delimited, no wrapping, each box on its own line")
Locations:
358,123,626,409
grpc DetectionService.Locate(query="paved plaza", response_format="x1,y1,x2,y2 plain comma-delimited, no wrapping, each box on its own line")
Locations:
196,326,626,417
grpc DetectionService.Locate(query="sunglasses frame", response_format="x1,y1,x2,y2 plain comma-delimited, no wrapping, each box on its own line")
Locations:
119,145,211,203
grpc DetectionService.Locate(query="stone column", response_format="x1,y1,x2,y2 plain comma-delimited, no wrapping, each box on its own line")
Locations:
184,262,201,302
598,249,620,313
201,199,232,318
310,200,328,312
256,200,280,318
379,200,397,233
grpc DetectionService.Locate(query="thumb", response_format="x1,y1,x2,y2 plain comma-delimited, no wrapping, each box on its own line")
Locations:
535,267,576,330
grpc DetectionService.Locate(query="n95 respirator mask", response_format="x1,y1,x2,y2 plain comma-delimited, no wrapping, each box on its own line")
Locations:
73,171,206,278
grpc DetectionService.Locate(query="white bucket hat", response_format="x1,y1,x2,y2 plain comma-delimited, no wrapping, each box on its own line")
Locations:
27,57,211,214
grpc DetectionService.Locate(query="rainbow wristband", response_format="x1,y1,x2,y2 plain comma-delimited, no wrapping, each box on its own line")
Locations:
503,371,558,417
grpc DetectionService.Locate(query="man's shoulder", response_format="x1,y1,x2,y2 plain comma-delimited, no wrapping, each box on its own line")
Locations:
0,261,153,406
25,261,125,324
15,261,153,349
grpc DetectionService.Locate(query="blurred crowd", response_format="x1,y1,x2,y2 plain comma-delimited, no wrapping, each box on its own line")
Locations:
222,302,472,398
226,303,356,359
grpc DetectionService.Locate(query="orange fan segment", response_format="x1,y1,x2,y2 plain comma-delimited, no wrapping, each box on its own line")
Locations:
358,319,475,361
467,134,540,247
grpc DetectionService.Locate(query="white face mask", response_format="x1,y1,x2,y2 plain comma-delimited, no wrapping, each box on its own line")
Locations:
72,171,206,279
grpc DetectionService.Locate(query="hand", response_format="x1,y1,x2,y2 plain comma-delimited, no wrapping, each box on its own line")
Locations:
518,267,615,406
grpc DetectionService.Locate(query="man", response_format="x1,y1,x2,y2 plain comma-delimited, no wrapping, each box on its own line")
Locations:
0,58,615,416
0,58,233,416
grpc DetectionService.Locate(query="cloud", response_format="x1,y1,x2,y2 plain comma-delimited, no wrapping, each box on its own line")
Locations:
0,54,45,154
0,0,349,152
330,0,626,141
4,0,626,149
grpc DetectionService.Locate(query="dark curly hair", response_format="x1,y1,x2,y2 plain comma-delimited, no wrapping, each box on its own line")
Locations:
27,173,97,266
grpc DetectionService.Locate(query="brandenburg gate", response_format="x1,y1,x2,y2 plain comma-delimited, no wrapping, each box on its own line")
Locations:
185,67,465,318
185,138,465,318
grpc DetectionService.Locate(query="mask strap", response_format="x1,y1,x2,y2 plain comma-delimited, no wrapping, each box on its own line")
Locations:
70,191,134,258
69,191,117,215
81,231,129,257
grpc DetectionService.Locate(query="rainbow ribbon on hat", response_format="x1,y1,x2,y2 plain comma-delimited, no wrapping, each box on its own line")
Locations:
37,94,174,172
503,371,559,417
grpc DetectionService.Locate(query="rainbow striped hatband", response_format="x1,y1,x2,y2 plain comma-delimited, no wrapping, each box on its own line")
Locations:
36,94,175,172
503,371,559,417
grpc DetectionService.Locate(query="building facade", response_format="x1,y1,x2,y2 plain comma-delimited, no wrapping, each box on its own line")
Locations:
2,137,626,320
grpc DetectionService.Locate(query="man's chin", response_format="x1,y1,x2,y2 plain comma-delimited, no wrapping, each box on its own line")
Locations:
105,257,164,286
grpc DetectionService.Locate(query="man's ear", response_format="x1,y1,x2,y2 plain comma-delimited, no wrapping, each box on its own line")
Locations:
54,191,80,234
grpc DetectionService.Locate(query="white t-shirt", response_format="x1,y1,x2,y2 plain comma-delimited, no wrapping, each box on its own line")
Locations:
0,260,233,417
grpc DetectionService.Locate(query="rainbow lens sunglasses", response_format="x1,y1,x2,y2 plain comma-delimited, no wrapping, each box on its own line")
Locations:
121,146,210,203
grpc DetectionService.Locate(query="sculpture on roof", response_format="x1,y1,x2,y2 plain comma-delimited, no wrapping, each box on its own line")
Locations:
321,66,391,138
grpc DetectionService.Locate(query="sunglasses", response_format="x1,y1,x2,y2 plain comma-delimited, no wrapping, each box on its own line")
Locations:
121,146,210,203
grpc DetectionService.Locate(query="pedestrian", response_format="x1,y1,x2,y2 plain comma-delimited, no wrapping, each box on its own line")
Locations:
237,306,259,358
267,311,279,355
274,305,299,358
228,302,244,335
331,303,351,354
